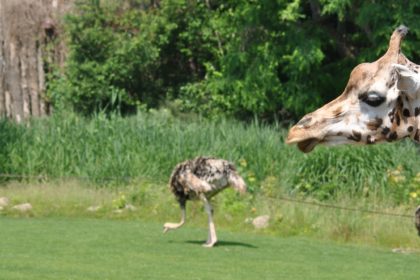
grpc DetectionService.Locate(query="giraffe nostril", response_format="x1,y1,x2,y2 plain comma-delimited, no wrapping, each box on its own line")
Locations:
297,117,312,128
396,25,409,36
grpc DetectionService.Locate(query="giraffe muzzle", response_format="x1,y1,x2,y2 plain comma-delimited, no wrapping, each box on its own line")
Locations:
286,125,323,153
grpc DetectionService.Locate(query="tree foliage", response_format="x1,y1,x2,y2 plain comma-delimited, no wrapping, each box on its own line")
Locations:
49,0,176,114
49,0,420,121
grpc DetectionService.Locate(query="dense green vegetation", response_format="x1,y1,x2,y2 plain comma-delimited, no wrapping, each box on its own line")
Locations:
48,0,420,121
0,218,418,280
1,112,420,205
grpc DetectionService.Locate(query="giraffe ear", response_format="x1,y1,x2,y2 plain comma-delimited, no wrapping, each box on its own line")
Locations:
393,64,420,94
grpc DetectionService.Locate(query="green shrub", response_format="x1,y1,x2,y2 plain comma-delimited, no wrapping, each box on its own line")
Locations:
292,143,420,200
49,0,175,114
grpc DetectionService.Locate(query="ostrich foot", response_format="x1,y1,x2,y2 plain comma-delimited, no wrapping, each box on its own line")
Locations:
202,239,217,248
163,222,183,233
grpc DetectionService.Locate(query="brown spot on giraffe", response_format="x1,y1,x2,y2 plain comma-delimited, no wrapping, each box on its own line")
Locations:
386,80,395,89
333,107,343,117
348,130,362,142
366,118,383,131
395,114,401,126
366,135,375,144
382,127,390,135
387,131,398,141
415,130,420,141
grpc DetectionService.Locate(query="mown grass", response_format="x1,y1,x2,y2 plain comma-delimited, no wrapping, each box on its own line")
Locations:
0,217,418,280
1,181,419,249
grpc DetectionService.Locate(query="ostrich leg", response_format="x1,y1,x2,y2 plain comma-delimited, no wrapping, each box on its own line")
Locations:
201,195,217,247
163,201,186,233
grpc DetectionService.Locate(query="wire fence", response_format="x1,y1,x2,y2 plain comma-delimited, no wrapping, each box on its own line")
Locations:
0,173,416,219
267,196,414,219
0,173,133,182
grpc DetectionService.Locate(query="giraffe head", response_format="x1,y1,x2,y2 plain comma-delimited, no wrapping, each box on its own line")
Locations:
287,26,420,153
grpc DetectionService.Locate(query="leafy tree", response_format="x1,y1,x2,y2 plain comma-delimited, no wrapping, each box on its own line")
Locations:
49,0,420,121
49,0,175,114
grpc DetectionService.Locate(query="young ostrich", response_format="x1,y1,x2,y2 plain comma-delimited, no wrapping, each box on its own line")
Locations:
163,156,247,247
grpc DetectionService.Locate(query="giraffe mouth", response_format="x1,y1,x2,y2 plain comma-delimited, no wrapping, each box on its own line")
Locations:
295,138,320,153
286,125,323,153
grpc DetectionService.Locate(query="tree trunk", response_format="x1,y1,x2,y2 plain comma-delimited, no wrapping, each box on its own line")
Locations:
8,41,24,122
0,1,5,117
0,0,71,121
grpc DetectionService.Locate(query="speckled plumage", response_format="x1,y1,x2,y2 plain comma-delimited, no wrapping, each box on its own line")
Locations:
169,156,246,204
164,156,246,247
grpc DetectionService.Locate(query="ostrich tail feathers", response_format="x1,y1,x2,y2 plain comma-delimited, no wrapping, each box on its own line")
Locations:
229,172,247,194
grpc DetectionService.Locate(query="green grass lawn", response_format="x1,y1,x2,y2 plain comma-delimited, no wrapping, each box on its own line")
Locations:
0,217,418,280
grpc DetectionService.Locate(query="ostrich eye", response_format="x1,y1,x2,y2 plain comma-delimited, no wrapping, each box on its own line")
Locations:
359,91,386,107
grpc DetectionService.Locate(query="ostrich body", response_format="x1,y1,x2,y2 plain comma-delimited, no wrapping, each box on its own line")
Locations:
163,156,247,247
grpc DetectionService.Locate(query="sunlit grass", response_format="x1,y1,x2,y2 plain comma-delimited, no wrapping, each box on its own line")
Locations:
1,181,419,249
0,217,419,280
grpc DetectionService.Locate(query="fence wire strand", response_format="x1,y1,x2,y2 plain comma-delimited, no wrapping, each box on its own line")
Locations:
0,173,416,219
0,173,132,182
267,196,414,219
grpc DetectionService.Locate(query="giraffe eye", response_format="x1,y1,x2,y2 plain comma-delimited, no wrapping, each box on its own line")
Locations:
359,91,386,107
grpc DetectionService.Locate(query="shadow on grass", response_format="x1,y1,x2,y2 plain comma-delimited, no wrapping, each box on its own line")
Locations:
184,240,258,248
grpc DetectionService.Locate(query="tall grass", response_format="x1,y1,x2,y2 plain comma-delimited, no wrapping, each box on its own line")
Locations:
1,111,420,202
0,111,291,185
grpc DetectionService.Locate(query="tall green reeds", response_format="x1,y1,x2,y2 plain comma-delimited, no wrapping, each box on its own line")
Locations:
1,111,420,203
